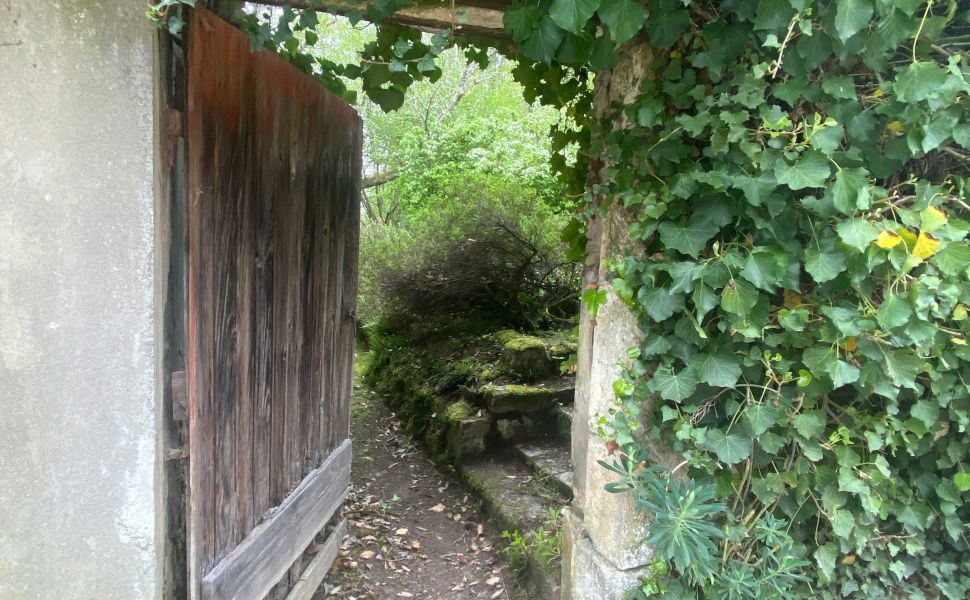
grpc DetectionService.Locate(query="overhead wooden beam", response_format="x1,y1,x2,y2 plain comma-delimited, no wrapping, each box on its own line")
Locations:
254,1,509,37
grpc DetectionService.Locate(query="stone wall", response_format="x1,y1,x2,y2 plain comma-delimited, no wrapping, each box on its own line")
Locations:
0,1,161,598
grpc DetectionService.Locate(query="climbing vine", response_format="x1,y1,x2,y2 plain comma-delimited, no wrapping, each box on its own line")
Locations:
155,0,970,596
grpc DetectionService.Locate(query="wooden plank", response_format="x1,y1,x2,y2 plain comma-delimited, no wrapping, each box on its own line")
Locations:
284,520,347,600
201,439,352,600
252,146,275,519
235,122,256,538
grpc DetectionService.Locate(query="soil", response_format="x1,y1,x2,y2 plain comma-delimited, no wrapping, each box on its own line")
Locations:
316,382,521,600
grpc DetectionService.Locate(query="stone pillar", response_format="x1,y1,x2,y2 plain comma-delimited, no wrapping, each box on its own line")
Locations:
0,2,162,598
564,42,659,599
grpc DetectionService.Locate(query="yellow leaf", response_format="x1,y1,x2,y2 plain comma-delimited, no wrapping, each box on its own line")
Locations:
920,206,948,232
841,336,857,352
783,289,803,309
670,50,681,59
842,554,857,565
874,230,902,249
954,304,968,321
953,338,967,346
897,228,918,251
886,120,904,136
912,230,941,259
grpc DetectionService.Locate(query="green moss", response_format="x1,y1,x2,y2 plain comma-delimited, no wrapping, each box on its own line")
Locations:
444,399,475,422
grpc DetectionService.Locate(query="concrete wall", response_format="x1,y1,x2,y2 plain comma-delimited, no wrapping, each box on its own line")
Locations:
0,1,160,598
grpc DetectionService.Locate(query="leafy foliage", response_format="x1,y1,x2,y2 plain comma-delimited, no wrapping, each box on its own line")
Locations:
359,176,579,329
191,0,970,596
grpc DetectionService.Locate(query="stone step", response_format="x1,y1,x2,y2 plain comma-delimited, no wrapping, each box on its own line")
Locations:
514,438,573,500
479,379,574,415
461,454,566,600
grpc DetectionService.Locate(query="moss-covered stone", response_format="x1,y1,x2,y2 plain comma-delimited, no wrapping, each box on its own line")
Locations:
480,381,574,414
498,332,552,381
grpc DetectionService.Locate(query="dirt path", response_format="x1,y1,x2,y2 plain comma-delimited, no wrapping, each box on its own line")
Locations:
317,382,519,599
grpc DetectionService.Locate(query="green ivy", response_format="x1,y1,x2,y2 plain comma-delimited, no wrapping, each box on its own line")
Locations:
174,0,970,596
499,0,970,596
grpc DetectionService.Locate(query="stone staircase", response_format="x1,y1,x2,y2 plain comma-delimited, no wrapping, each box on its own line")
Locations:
449,378,574,599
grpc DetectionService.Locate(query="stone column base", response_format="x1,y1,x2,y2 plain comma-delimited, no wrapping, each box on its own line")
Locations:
561,508,651,600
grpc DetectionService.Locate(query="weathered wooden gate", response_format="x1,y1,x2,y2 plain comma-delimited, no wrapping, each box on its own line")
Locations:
183,8,361,599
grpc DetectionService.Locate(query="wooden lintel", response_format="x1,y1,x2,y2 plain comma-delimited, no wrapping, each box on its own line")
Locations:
200,440,352,600
254,1,509,37
284,519,348,600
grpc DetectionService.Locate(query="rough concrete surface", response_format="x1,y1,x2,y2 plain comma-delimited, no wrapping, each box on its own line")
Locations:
581,291,653,570
0,1,159,598
560,508,649,600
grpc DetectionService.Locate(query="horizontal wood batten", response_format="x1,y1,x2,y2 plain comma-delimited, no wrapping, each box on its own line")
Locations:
201,440,352,600
284,519,347,600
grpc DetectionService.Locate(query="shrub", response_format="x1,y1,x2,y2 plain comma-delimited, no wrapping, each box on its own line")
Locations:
359,171,580,329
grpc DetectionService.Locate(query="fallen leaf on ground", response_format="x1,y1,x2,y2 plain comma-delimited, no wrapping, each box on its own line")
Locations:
410,540,421,550
429,503,445,512
486,576,501,586
360,550,375,560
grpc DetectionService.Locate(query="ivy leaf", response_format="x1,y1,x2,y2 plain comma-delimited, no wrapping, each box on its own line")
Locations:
556,32,594,63
549,0,601,34
836,218,878,251
647,0,690,48
637,287,684,322
652,366,698,402
658,216,718,257
778,308,809,331
831,509,855,539
911,400,940,427
834,0,873,42
745,403,780,436
793,411,826,439
366,86,406,111
720,279,759,318
597,0,647,45
933,242,970,276
502,5,542,40
827,360,860,388
954,473,970,492
690,351,742,387
589,33,619,71
804,248,846,283
832,168,869,214
878,9,916,47
704,429,752,465
520,15,565,64
741,250,786,290
877,294,912,329
640,335,672,358
895,61,948,103
776,151,832,190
